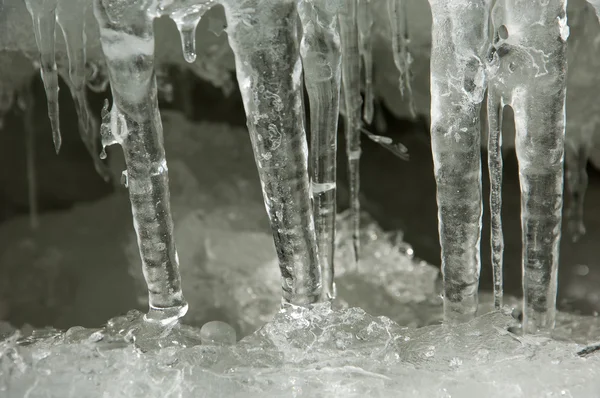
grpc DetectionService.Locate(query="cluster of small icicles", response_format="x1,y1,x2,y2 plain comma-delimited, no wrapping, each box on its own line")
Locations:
10,0,594,338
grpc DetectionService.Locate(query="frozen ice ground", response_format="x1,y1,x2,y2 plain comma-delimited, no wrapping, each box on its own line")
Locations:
2,112,600,396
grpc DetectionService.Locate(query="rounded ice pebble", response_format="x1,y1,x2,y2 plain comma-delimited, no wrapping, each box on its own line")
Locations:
200,321,236,346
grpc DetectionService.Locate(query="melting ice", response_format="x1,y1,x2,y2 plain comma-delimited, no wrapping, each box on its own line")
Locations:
0,0,599,395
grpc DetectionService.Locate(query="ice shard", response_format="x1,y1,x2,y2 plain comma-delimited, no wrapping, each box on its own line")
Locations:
222,0,321,305
488,0,568,333
338,0,362,266
23,0,62,153
297,0,342,301
165,1,215,64
428,0,489,323
94,0,187,324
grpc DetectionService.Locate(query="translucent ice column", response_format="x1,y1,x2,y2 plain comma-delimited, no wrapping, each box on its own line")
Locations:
222,0,321,305
338,0,362,266
94,0,187,324
489,0,568,333
428,0,489,323
298,0,342,301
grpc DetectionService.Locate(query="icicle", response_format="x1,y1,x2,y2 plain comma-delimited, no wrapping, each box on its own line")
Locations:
24,0,62,153
338,0,362,267
94,0,187,325
387,0,415,117
360,126,409,161
56,0,110,181
298,0,342,301
0,84,13,130
167,3,213,64
222,0,321,305
488,0,567,333
428,0,489,323
17,87,38,230
486,90,504,310
357,0,374,124
565,140,589,242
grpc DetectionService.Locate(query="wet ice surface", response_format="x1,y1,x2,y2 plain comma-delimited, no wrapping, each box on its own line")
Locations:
2,306,600,397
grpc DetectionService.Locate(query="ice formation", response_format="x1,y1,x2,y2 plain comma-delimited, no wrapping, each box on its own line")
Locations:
1,0,599,395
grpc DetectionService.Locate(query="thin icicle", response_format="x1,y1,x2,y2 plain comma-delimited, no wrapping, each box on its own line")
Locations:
56,0,110,181
298,0,342,301
565,140,589,242
428,0,489,323
94,0,187,325
24,0,62,153
486,91,504,310
490,0,568,333
17,87,38,230
387,0,415,117
222,0,321,305
338,0,362,268
0,84,13,130
357,0,374,124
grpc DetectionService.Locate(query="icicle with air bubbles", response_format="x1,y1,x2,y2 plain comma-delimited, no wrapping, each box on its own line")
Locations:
94,0,187,325
338,0,362,267
357,0,374,124
24,0,62,153
387,0,415,117
428,0,489,323
222,0,321,305
298,0,342,301
488,0,568,334
56,0,110,181
486,89,504,310
166,1,215,63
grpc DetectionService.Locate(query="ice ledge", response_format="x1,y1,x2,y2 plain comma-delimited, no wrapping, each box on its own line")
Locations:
2,305,600,398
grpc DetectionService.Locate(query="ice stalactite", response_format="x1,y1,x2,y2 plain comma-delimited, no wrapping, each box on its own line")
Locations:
486,88,504,310
338,0,362,267
298,0,342,301
387,0,415,117
56,0,110,181
24,0,62,153
164,1,215,64
94,0,187,324
222,0,321,305
357,0,374,124
488,0,568,333
428,0,489,323
18,86,39,229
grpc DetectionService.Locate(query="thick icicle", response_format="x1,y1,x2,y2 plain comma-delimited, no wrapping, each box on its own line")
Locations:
428,0,489,323
222,0,321,305
486,90,504,309
56,0,110,181
298,0,342,301
338,0,362,267
94,0,187,324
490,0,567,333
387,0,415,117
357,0,374,124
24,0,62,153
